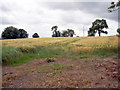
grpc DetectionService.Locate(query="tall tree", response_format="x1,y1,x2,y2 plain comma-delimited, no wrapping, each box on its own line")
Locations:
1,26,20,39
32,33,39,38
62,30,69,37
19,29,28,38
52,31,61,37
88,28,96,36
117,28,120,35
67,29,75,37
51,26,58,36
108,0,120,12
88,19,108,36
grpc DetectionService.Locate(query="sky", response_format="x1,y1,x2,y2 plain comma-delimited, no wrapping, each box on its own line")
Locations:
0,0,118,38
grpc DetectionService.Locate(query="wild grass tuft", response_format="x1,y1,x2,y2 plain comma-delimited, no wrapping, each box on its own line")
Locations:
2,46,23,64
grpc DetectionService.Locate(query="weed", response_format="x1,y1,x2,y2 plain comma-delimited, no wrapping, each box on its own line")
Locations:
46,57,55,63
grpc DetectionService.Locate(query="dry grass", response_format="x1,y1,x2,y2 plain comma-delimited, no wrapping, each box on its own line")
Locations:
2,36,118,53
69,36,118,53
2,37,71,48
69,36,118,47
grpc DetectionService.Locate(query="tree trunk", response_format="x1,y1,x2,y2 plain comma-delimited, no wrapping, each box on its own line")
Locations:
98,30,101,36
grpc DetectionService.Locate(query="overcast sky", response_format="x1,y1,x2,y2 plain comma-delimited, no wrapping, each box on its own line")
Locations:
0,0,118,38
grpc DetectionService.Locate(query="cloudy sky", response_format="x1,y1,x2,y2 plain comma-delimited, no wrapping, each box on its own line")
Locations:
0,0,118,38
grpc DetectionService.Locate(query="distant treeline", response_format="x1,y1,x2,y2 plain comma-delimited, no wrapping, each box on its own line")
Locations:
1,19,120,39
1,26,39,39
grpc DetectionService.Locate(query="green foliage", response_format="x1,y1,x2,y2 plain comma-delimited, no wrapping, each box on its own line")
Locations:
62,30,69,37
9,54,40,66
1,26,28,39
51,26,60,37
19,29,28,38
52,31,61,37
67,29,75,37
46,57,55,63
2,26,19,39
117,28,120,35
51,26,58,32
51,26,75,37
88,19,108,36
32,33,39,38
62,29,75,37
108,0,120,12
88,28,96,36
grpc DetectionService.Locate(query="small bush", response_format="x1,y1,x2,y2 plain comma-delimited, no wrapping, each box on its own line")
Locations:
46,57,55,63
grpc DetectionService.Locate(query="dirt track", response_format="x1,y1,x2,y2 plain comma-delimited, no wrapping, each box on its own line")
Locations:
2,56,119,88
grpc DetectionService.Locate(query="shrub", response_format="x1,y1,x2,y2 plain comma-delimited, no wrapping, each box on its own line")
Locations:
46,57,55,63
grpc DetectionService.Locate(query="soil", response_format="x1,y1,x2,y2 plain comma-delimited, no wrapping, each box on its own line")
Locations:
2,56,119,88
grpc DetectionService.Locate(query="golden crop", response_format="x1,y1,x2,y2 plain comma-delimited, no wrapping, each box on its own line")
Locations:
1,36,118,54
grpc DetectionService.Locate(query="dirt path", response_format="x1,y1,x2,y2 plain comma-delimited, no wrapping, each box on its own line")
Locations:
2,56,119,88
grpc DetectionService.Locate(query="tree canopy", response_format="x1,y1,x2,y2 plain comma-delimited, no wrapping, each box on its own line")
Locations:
117,28,120,35
108,0,120,12
62,30,69,37
19,29,28,38
67,29,75,37
1,26,29,39
88,19,108,36
51,26,60,37
32,33,39,38
61,29,75,37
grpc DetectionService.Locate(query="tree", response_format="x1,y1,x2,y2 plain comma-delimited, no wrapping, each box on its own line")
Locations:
52,31,61,37
117,28,120,35
2,26,20,39
67,29,75,37
88,28,96,36
61,29,75,37
32,33,39,38
108,0,120,12
88,19,108,36
62,30,69,37
51,26,58,37
19,29,28,38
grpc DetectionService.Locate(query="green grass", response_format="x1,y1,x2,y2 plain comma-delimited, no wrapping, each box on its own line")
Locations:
52,70,62,75
37,63,69,75
2,45,118,65
8,54,40,66
2,46,23,64
51,63,68,69
2,46,65,66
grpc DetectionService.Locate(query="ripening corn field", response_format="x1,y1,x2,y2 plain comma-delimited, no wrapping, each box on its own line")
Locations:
1,36,119,65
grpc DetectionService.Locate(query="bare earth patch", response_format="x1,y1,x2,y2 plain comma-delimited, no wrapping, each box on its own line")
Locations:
2,56,119,88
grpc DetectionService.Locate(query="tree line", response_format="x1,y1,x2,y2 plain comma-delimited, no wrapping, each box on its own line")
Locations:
1,19,120,39
51,26,75,37
1,26,39,39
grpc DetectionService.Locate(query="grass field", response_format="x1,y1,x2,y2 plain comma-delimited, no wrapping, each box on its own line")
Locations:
2,36,119,88
1,36,118,66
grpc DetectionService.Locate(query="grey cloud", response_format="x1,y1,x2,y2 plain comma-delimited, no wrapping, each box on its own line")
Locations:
0,5,11,12
44,2,118,22
1,17,16,24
